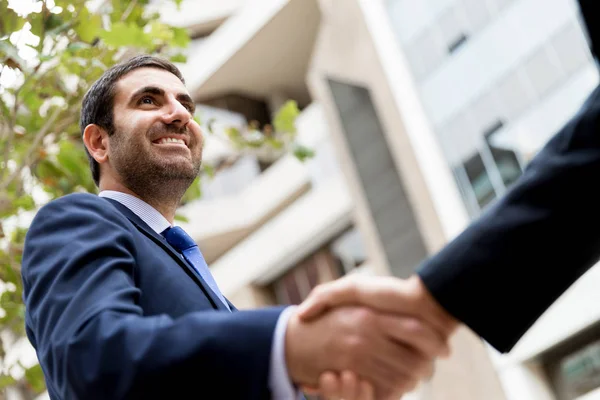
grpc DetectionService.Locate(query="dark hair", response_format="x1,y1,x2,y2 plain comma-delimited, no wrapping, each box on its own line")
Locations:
80,55,185,186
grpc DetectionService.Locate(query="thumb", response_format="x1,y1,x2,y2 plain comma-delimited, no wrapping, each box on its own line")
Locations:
297,276,364,320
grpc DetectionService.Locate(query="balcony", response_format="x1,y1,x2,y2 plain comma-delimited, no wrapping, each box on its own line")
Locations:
177,102,341,265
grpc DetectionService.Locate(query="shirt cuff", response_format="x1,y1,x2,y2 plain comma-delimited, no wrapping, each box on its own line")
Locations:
269,305,304,400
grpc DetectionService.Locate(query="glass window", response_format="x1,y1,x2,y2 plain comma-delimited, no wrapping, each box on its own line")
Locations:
463,151,497,208
438,5,470,53
542,322,600,400
331,227,368,275
484,121,523,187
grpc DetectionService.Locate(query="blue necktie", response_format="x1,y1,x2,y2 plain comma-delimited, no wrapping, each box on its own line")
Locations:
162,226,230,311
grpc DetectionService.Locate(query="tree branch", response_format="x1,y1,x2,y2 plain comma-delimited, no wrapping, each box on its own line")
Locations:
121,0,139,22
0,101,73,192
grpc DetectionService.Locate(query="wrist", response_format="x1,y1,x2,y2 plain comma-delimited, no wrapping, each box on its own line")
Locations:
409,275,459,336
284,311,305,385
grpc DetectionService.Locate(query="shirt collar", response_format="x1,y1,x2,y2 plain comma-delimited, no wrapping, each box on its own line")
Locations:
99,190,171,234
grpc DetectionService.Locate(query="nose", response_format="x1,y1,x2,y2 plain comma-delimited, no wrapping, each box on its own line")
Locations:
161,95,191,128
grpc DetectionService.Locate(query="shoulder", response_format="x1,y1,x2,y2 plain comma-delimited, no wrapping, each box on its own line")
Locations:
27,193,132,240
32,193,118,221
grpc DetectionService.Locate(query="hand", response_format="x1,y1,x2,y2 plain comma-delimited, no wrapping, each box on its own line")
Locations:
285,305,449,398
297,274,459,340
303,371,375,400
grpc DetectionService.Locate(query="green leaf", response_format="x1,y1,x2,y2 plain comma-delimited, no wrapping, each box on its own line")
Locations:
202,164,215,178
171,27,190,48
22,90,44,113
149,21,173,42
99,22,153,48
293,144,315,162
173,0,184,10
169,53,187,63
265,138,284,149
14,195,35,211
273,100,300,134
0,2,26,38
173,213,189,223
28,10,44,38
74,7,102,44
44,13,64,31
24,364,46,393
35,159,66,185
180,176,202,204
0,374,16,390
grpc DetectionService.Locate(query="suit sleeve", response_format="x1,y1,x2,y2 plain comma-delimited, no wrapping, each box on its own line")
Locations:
578,0,600,63
418,84,600,353
22,194,283,400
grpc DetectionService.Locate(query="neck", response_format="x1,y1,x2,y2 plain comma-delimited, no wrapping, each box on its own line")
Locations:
100,179,182,224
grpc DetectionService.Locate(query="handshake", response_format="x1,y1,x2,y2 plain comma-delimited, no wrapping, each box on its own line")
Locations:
283,274,459,400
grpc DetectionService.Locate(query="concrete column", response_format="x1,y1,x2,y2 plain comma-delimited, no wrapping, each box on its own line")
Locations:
496,361,556,400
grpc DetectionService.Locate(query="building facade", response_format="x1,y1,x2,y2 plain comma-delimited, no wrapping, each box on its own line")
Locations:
172,0,600,399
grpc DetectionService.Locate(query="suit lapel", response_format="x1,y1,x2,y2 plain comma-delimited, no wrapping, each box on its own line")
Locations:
104,198,229,311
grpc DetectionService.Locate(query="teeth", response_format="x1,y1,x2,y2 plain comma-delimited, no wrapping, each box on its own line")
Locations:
158,138,185,145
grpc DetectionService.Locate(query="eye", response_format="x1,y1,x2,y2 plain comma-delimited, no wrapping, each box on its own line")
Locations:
139,96,155,106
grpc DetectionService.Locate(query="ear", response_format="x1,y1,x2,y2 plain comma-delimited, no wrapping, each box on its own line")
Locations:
83,124,110,165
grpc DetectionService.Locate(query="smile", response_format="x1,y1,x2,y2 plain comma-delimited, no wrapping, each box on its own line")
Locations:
156,137,186,145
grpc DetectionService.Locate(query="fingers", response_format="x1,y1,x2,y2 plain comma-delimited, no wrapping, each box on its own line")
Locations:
319,371,340,399
297,275,458,339
377,314,450,358
297,275,399,321
340,370,359,400
315,371,375,400
358,379,375,400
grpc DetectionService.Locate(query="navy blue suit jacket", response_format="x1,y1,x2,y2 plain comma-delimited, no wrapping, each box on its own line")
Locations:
22,193,285,399
419,0,600,354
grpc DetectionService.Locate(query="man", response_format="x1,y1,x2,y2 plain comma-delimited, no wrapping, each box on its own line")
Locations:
297,0,600,394
21,55,451,400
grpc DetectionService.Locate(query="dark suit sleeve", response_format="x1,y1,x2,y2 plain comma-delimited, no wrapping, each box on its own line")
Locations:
418,84,600,353
578,0,600,63
22,194,282,400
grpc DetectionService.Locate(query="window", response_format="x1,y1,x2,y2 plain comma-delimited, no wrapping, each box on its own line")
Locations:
448,33,469,53
327,78,429,278
484,120,523,187
438,6,470,54
542,321,600,400
331,227,368,276
463,151,497,209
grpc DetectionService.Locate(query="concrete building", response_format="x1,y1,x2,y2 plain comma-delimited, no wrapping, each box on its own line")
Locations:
167,0,600,399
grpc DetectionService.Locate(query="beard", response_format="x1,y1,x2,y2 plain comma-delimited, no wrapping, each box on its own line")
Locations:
109,122,202,204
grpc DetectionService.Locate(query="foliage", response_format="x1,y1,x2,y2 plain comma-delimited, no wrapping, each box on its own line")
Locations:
0,0,309,396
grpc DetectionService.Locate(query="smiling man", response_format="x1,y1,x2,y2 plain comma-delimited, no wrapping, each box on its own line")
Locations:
21,55,451,400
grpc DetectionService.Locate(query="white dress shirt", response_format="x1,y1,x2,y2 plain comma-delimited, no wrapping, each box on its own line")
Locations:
99,191,300,399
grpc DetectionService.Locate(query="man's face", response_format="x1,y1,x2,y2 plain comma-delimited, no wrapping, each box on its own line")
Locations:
108,67,203,192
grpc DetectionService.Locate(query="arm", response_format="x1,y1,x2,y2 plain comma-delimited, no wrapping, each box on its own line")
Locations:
22,194,281,400
418,84,600,352
578,0,600,63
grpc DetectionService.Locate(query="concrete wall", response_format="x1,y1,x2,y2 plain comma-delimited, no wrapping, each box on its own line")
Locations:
306,0,507,399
